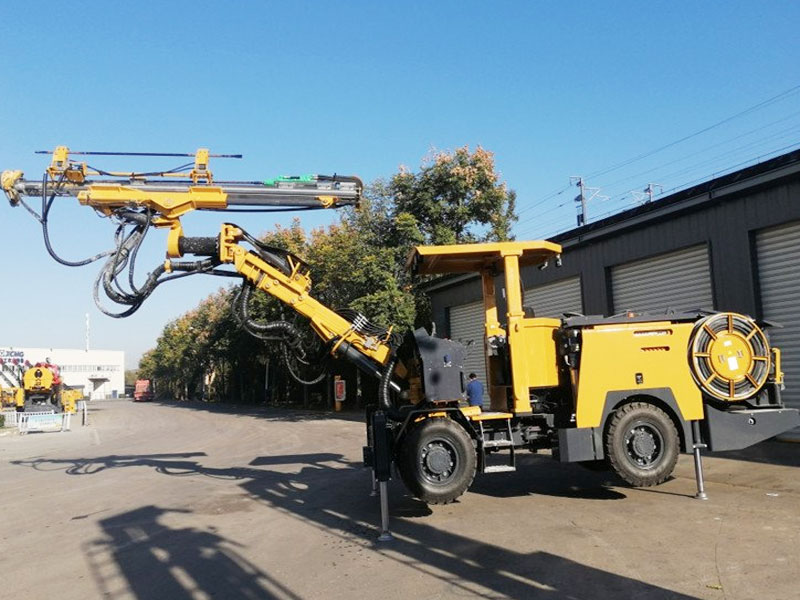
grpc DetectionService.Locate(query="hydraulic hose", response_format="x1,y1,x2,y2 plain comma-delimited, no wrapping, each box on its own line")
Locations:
378,355,405,421
40,172,114,267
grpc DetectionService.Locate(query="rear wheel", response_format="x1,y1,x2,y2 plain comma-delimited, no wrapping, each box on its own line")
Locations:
605,401,679,487
397,418,477,504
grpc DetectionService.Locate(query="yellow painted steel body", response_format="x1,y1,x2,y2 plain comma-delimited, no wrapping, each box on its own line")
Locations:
23,366,55,392
13,387,24,408
1,170,23,196
219,225,392,366
78,185,228,220
0,387,24,408
60,389,82,414
411,241,564,413
506,317,561,411
574,321,704,428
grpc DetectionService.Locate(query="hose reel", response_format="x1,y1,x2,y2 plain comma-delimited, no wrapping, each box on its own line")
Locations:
689,312,771,402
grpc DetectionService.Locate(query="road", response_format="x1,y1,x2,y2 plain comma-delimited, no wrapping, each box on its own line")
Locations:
1,399,798,599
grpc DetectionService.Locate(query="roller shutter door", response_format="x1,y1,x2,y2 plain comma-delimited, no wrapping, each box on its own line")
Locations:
756,221,800,409
524,276,583,317
448,300,488,402
611,245,714,314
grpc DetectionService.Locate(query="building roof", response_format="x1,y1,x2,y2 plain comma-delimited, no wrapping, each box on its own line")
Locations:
553,148,800,248
420,148,800,292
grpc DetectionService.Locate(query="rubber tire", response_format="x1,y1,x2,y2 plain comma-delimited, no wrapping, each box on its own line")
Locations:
605,401,679,487
397,418,477,504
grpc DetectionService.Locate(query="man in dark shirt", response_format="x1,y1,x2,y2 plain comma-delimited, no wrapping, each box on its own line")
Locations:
465,372,484,408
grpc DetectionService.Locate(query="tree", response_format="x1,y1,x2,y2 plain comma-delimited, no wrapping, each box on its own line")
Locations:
389,146,517,245
124,369,139,387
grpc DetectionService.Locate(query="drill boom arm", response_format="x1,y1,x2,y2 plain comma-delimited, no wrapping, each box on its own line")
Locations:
2,146,391,378
212,224,393,367
2,175,362,217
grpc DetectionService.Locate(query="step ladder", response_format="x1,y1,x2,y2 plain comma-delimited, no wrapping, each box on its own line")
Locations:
478,417,516,473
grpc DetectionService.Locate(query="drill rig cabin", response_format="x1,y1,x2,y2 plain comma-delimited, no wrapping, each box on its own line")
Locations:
3,147,798,529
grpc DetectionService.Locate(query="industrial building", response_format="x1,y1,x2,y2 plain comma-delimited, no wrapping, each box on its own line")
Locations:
0,346,124,400
425,149,800,410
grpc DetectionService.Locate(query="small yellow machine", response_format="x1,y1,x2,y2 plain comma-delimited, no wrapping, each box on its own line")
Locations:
21,363,63,412
0,387,24,409
60,388,82,414
3,148,798,529
9,362,81,413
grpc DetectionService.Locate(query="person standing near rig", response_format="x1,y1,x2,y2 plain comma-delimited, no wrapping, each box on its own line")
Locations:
465,372,484,408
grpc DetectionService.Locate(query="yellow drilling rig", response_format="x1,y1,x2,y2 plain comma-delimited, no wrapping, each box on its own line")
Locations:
4,147,797,538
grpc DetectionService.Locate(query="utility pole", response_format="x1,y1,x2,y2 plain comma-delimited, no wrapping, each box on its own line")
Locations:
631,183,663,205
570,176,607,226
644,183,662,204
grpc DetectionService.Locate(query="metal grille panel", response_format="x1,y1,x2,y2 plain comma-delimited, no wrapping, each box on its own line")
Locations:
448,300,488,402
756,221,800,409
524,276,583,317
611,245,714,314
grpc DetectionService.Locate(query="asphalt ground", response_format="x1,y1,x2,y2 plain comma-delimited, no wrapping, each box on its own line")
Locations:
0,399,798,600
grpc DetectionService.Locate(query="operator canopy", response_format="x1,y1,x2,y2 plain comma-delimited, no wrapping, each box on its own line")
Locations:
407,241,562,275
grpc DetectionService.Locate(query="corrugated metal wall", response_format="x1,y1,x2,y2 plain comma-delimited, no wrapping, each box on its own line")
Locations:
611,245,714,313
756,221,800,409
448,300,488,401
524,276,583,317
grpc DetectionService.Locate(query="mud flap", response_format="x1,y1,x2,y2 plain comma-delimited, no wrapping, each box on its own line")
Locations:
556,427,602,462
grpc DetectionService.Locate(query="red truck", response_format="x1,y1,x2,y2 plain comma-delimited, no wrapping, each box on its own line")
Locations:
133,379,155,402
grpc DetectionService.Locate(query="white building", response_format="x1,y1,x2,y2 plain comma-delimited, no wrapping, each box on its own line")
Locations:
0,346,124,400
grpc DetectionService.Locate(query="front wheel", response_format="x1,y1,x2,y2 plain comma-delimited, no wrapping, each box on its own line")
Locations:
397,418,477,504
605,401,679,487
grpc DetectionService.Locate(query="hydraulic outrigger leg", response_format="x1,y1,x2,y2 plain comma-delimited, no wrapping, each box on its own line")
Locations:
691,420,709,500
371,410,394,541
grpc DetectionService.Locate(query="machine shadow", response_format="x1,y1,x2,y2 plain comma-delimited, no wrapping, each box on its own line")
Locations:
16,452,695,599
83,504,302,599
707,439,800,467
150,399,365,423
469,453,627,500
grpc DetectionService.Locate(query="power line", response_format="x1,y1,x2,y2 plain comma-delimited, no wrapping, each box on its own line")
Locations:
516,141,800,240
593,108,800,192
516,104,800,230
584,83,800,180
600,124,800,209
516,184,571,216
579,122,800,220
588,141,800,224
514,85,800,237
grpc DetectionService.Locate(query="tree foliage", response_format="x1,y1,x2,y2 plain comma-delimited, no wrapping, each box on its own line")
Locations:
139,146,516,403
390,146,517,245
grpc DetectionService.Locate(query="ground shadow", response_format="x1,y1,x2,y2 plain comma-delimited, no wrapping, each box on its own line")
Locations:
150,398,365,423
469,453,627,500
17,452,697,599
149,399,800,466
84,504,301,599
707,439,800,467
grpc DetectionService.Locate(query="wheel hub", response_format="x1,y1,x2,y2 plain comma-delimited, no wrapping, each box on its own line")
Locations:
421,441,455,481
625,423,662,469
631,429,656,457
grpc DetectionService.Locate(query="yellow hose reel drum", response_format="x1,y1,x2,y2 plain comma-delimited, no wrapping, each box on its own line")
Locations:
689,312,771,402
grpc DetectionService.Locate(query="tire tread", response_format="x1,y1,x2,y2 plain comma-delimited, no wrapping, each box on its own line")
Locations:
605,401,679,487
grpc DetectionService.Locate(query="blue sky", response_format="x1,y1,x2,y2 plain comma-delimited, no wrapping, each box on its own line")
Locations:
1,1,798,368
